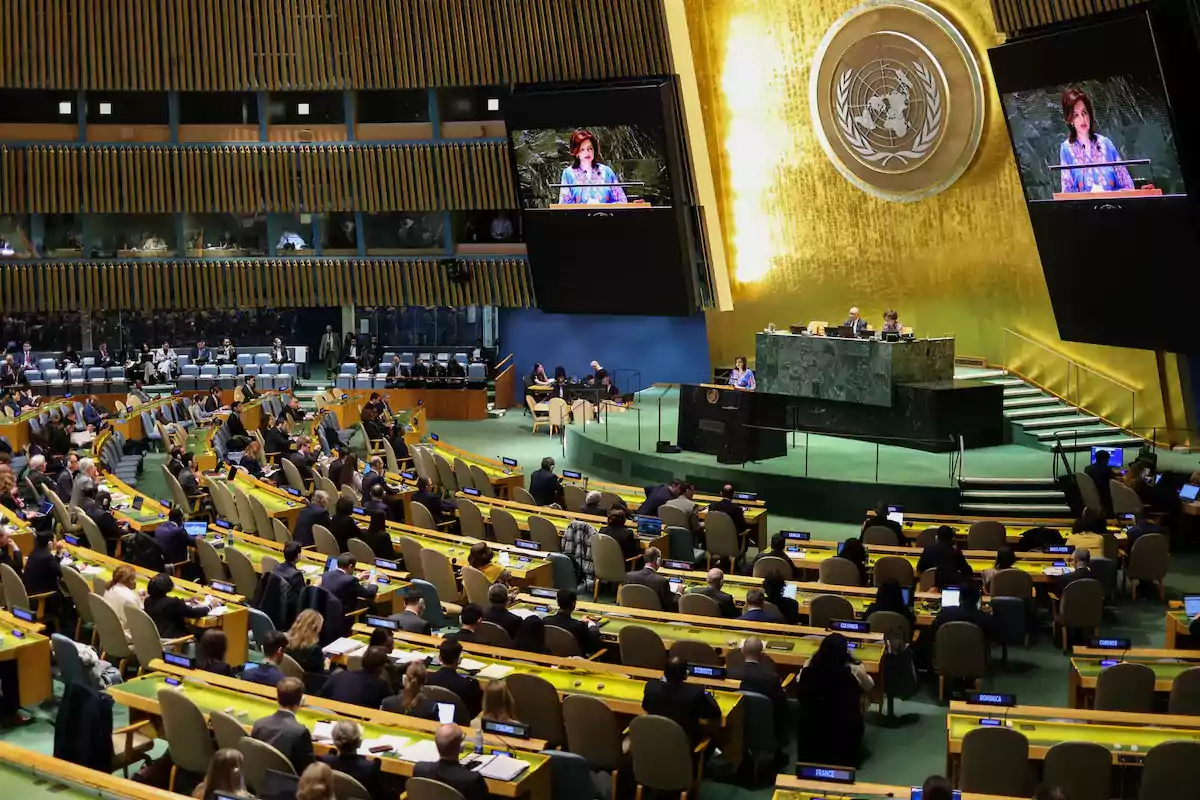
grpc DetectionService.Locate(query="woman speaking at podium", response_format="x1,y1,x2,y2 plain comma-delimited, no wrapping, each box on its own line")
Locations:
557,130,628,205
1058,86,1134,194
729,356,756,391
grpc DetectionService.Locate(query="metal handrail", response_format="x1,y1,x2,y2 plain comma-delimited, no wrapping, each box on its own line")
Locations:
1001,328,1137,430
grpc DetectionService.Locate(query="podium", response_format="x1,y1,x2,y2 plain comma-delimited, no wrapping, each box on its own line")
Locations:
677,384,787,464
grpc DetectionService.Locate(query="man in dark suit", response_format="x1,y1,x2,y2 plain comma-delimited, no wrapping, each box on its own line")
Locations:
250,677,314,773
292,491,332,548
642,657,721,749
226,402,249,440
328,497,362,552
54,453,79,501
580,490,605,517
322,646,391,709
428,639,483,718
842,306,868,336
261,417,293,461
243,631,289,687
543,588,601,655
413,476,456,525
389,588,433,634
153,507,192,565
1055,547,1096,595
690,568,737,618
289,441,316,487
326,448,349,489
636,480,681,517
1084,448,1116,516
272,541,308,596
707,484,749,534
738,588,784,623
23,454,56,504
623,547,678,612
191,340,212,365
412,724,488,800
447,604,481,644
482,583,523,639
915,525,973,588
363,484,389,518
528,457,563,506
736,637,789,743
320,553,378,612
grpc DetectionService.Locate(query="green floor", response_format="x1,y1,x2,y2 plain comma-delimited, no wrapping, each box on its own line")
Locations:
7,414,1199,797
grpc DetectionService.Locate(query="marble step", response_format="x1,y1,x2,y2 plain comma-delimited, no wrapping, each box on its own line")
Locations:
1004,406,1082,421
1017,415,1102,431
961,502,1074,515
961,489,1066,500
1003,386,1044,398
960,476,1057,486
1003,395,1064,409
1033,426,1125,442
1054,434,1147,452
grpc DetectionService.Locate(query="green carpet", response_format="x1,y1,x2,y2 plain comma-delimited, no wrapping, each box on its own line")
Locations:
7,417,1197,797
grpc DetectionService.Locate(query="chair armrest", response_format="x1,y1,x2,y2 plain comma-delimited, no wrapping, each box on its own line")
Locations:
161,635,194,650
114,718,153,736
586,648,608,661
346,608,370,618
781,673,795,689
693,737,710,754
623,554,641,566
28,591,56,601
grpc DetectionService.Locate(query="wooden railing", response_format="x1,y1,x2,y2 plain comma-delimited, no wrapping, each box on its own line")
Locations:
493,354,516,409
0,142,518,214
0,0,670,90
0,257,535,311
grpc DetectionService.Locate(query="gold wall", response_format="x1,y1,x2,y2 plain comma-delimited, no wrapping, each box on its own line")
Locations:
686,0,1181,436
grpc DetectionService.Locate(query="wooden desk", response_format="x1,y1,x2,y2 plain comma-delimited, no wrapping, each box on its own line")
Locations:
0,608,52,707
1164,601,1195,649
1069,646,1200,708
381,520,554,587
340,389,487,421
0,742,188,799
774,775,1023,799
61,544,248,664
110,662,551,799
945,700,1200,778
1052,188,1164,200
428,440,524,498
512,594,883,672
0,400,73,451
454,494,666,555
865,511,1124,542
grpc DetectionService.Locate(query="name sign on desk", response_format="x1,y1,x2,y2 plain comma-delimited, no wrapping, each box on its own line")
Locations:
1091,638,1131,650
1045,546,1072,554
462,487,481,496
797,765,855,784
366,616,398,629
562,470,582,480
528,587,557,599
210,580,236,595
513,539,540,551
215,519,233,529
829,619,870,633
662,559,692,571
482,719,530,739
501,457,518,467
966,692,1016,707
10,607,33,623
374,559,399,571
285,487,301,496
686,664,726,679
733,492,757,502
401,471,416,480
63,534,81,547
782,531,811,541
163,653,194,669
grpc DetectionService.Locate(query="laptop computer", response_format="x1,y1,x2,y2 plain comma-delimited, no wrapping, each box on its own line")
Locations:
1185,595,1200,618
1179,484,1199,502
636,516,663,536
940,586,961,608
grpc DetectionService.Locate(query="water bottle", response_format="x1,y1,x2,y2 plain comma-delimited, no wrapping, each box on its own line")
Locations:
474,726,484,755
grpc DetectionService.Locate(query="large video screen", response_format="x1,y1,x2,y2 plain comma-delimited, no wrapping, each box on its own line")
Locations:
503,81,697,316
511,125,672,209
989,7,1200,352
1000,76,1186,203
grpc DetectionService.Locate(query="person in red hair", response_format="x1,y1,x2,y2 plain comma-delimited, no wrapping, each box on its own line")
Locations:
558,129,627,204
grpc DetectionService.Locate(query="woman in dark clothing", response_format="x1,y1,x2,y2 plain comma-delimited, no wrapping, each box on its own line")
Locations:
863,579,915,629
143,573,212,639
762,575,800,624
513,616,549,655
795,633,870,769
839,538,870,586
195,629,235,677
360,510,398,560
381,662,439,720
599,509,640,561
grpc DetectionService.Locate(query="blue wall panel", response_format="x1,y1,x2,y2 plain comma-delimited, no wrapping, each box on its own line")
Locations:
498,309,711,392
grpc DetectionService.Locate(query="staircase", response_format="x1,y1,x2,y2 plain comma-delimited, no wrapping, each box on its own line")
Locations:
954,366,1145,517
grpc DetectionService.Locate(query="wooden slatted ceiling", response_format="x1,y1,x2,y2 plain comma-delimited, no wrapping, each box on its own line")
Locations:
2,143,517,213
0,258,535,312
991,0,1147,33
0,0,669,90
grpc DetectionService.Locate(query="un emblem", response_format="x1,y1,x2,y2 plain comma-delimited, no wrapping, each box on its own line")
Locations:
811,0,983,201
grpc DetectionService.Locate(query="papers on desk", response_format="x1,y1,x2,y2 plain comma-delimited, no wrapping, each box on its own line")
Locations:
469,753,530,781
299,564,321,575
510,608,541,620
388,650,434,664
78,565,103,576
360,735,411,755
206,605,230,617
323,637,366,656
397,739,442,763
475,664,514,680
458,658,488,672
313,721,336,741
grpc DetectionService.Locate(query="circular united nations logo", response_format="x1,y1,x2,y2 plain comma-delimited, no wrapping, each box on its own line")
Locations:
810,0,983,201
706,389,720,404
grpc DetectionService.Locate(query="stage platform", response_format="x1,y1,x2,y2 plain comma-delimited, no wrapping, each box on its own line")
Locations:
562,388,1200,521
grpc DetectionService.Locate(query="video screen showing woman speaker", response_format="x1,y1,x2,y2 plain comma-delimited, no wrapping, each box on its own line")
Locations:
509,125,672,210
999,75,1188,203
